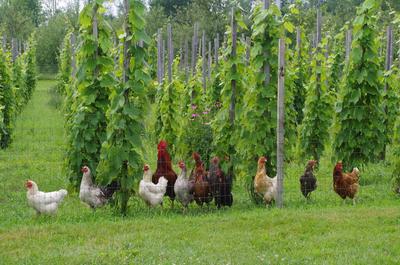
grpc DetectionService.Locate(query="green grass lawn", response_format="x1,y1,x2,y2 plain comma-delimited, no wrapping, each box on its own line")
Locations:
0,80,399,264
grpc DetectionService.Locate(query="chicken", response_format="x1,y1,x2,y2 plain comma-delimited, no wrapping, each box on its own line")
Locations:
139,164,168,207
25,180,67,215
152,140,177,206
174,161,194,210
192,152,212,206
333,161,360,205
254,156,277,205
300,160,317,199
79,166,119,209
208,156,233,208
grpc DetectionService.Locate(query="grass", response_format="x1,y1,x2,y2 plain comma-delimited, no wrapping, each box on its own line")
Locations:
0,80,399,264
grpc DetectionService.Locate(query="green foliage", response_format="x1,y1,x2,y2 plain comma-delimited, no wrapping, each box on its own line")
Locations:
0,0,40,40
384,66,400,144
212,7,247,175
290,30,309,125
300,38,333,161
334,0,385,169
179,106,213,167
392,116,400,194
327,30,345,93
36,13,69,74
23,33,37,103
56,31,73,96
97,0,151,214
11,56,25,113
0,47,14,149
159,59,183,155
236,3,281,177
65,1,115,189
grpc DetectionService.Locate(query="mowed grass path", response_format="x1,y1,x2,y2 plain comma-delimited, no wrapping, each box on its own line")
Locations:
0,80,399,264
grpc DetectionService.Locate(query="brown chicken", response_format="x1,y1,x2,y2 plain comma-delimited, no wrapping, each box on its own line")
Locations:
152,140,177,206
208,157,233,208
300,160,317,199
254,156,277,205
191,152,212,206
333,161,360,205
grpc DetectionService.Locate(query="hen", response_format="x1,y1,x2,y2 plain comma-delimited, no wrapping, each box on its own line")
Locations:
174,161,194,210
333,161,360,205
139,164,168,207
300,160,317,199
79,166,119,209
152,140,177,207
254,156,277,205
192,152,212,206
208,156,233,208
25,180,67,215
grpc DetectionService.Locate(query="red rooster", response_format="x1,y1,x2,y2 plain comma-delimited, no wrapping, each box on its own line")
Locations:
191,152,212,206
152,140,177,206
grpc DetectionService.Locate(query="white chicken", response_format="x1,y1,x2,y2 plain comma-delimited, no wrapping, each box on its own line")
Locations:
254,156,277,205
25,180,68,215
79,166,109,209
139,164,168,207
174,161,194,210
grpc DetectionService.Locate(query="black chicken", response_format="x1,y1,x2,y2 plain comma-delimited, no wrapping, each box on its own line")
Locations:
300,160,317,199
208,157,233,208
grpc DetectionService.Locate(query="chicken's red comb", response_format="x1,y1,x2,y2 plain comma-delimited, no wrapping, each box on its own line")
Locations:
158,140,168,150
211,156,220,164
192,152,201,161
25,180,33,188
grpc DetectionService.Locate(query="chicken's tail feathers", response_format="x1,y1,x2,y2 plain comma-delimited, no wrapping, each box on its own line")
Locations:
101,180,120,199
353,167,360,176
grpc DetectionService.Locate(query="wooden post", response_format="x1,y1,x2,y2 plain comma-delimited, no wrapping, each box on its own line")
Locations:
184,37,189,82
263,1,270,86
18,39,22,55
229,8,237,125
92,4,99,77
11,38,17,62
122,0,130,84
245,37,251,66
162,39,166,82
179,40,184,71
385,25,393,77
345,29,352,63
316,8,322,95
208,41,212,79
167,24,173,83
214,34,219,68
113,32,118,67
223,33,227,51
296,27,301,57
70,33,77,79
157,29,162,84
2,35,6,53
316,10,322,45
202,31,206,92
191,22,199,76
275,0,281,9
276,38,285,209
